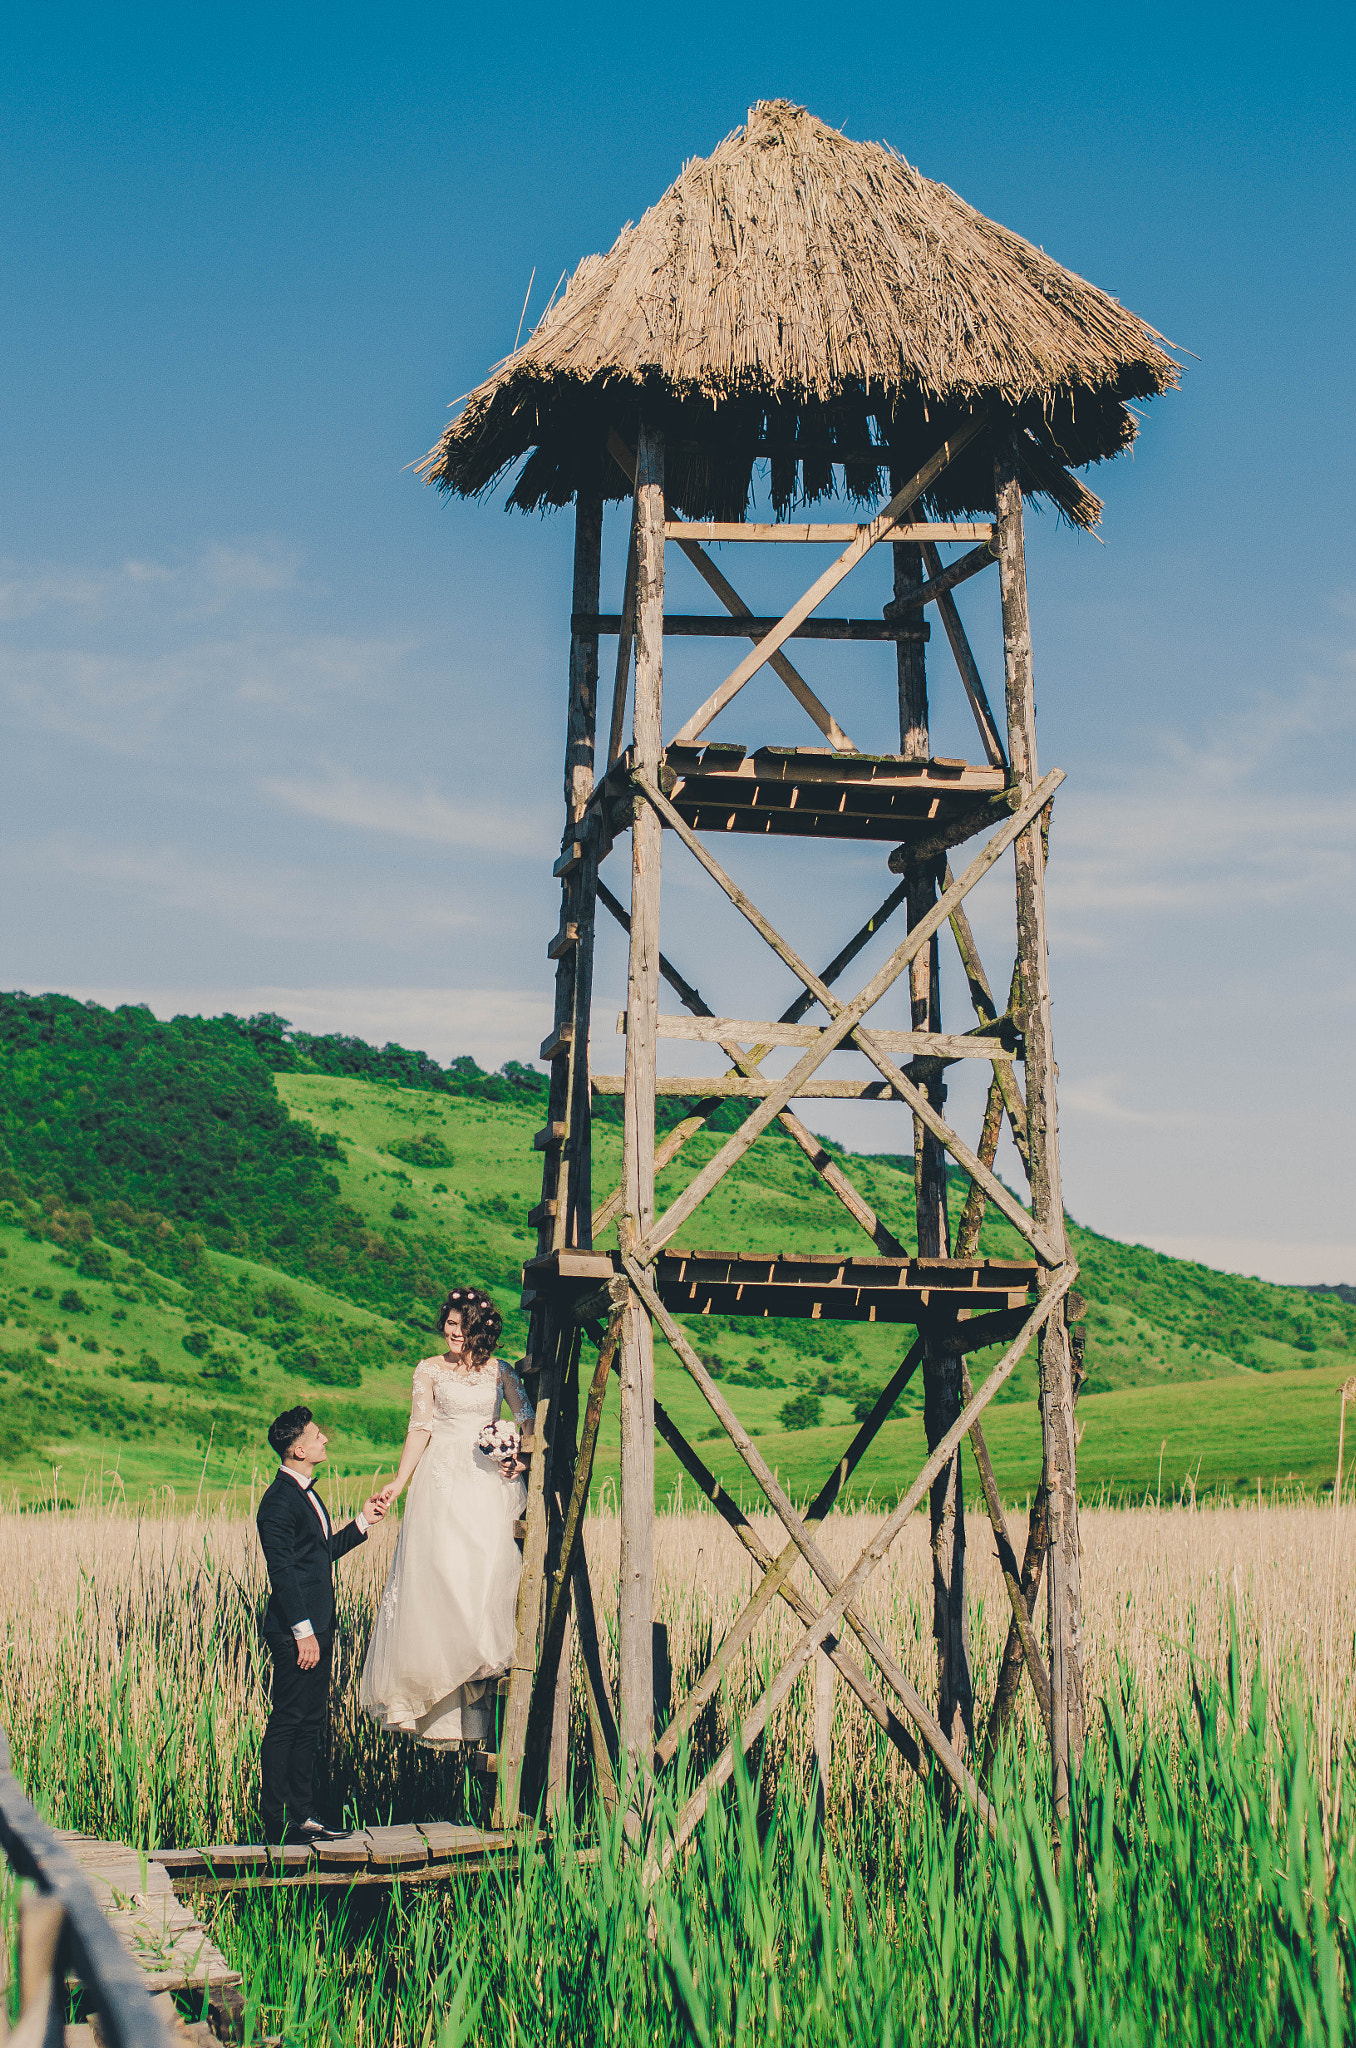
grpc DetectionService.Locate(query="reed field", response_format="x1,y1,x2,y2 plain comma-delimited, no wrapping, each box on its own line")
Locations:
2,1494,1354,2043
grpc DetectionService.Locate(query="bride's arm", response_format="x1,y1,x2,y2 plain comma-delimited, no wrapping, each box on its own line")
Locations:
375,1362,435,1508
499,1359,535,1428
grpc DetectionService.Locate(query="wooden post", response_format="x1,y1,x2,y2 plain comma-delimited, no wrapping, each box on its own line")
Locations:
618,420,664,1776
994,432,1084,1815
892,517,971,1771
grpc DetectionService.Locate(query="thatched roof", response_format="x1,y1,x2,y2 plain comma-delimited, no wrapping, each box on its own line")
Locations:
423,101,1177,528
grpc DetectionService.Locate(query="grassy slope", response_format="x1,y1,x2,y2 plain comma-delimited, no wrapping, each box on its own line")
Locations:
1,1069,1351,1505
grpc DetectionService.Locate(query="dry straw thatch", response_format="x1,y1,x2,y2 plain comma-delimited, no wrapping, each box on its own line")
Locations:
423,102,1178,529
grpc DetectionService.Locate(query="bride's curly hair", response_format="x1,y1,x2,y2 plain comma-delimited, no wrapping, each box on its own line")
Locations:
436,1286,502,1367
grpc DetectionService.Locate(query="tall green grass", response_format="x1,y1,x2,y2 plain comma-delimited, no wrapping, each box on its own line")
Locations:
192,1647,1355,2047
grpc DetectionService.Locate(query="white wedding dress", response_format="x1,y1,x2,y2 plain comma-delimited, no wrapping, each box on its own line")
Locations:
359,1355,532,1746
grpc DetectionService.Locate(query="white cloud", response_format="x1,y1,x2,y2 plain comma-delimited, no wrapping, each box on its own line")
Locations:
1058,1073,1204,1129
56,985,553,1074
261,765,555,856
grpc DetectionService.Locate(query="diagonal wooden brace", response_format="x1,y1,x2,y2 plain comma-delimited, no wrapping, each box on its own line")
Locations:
654,1336,926,1769
650,1391,923,1776
591,876,907,1253
649,1268,1078,1872
632,767,1064,1266
672,414,988,746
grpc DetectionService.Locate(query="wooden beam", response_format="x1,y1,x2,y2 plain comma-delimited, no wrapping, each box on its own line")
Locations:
664,521,993,545
980,1477,1050,1782
594,1071,1014,1100
615,1013,1016,1058
631,770,1064,1268
649,1272,1078,1871
670,416,987,747
495,1313,568,1827
996,434,1083,1816
920,539,1007,771
607,429,856,754
576,612,930,643
572,1547,620,1814
617,422,664,1776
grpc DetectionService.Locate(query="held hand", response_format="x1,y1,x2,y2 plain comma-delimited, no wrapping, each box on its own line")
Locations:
373,1483,398,1514
296,1634,320,1671
362,1494,387,1525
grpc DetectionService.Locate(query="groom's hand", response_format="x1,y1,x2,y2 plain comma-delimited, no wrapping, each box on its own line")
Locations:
362,1494,387,1524
296,1634,320,1670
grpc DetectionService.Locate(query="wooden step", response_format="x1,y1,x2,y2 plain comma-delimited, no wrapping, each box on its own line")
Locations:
547,921,579,960
533,1122,568,1151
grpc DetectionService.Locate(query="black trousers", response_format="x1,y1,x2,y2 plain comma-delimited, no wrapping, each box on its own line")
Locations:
260,1630,332,1841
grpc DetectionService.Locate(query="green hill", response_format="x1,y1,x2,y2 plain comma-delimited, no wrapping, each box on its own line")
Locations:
0,992,1351,1508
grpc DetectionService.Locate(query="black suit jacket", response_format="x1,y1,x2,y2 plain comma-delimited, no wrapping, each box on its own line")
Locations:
256,1471,367,1644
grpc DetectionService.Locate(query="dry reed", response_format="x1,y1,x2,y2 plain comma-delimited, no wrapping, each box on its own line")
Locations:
424,101,1179,525
0,1493,1351,1848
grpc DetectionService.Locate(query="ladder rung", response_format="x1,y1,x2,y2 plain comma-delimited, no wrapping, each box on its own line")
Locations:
547,922,579,960
527,1199,557,1227
533,1122,568,1151
553,843,582,878
512,1518,526,1541
539,1023,573,1061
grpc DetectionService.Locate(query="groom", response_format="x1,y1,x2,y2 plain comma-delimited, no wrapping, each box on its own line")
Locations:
256,1406,386,1845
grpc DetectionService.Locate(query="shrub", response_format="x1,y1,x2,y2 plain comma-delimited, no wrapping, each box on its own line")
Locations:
181,1330,211,1359
778,1391,823,1431
58,1288,86,1313
81,1337,99,1354
387,1136,455,1170
277,1338,361,1389
77,1243,113,1280
37,1334,58,1355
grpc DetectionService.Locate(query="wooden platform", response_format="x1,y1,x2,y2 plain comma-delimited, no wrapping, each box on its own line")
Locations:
523,1248,1038,1323
148,1822,519,1892
54,1833,242,1998
591,744,1011,847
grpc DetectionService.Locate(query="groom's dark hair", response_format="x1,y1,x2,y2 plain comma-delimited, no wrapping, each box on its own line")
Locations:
268,1406,313,1460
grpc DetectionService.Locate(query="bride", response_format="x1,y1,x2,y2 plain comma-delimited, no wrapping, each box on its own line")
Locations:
359,1286,534,1746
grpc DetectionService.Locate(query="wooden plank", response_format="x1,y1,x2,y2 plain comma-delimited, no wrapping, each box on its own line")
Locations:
630,768,1064,1268
671,417,987,747
664,521,993,544
59,1833,243,1994
995,433,1083,1816
363,1825,428,1870
547,921,579,960
607,430,856,752
612,1014,1015,1057
313,1834,370,1868
576,612,930,642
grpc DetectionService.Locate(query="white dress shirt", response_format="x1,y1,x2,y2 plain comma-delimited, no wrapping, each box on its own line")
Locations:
279,1465,367,1641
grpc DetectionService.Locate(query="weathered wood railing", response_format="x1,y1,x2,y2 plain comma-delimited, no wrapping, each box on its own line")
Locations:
0,1734,173,2048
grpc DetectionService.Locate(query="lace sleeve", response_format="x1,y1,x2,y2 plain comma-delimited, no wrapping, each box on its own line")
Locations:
498,1359,535,1427
409,1360,438,1432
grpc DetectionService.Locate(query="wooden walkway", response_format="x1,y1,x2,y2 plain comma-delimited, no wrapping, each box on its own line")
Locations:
150,1821,518,1891
55,1831,241,2041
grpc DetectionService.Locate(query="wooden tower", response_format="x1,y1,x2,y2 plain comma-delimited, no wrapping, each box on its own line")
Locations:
422,103,1176,1842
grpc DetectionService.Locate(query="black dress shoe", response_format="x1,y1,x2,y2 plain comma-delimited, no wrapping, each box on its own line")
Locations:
283,1825,322,1847
298,1816,341,1840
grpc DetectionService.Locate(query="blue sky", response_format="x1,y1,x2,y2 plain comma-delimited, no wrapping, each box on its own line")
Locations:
2,4,1353,1283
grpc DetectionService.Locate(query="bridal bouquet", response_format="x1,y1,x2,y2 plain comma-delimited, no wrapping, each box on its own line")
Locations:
476,1418,522,1466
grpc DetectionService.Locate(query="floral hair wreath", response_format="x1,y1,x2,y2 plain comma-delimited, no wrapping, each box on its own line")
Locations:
436,1286,503,1366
